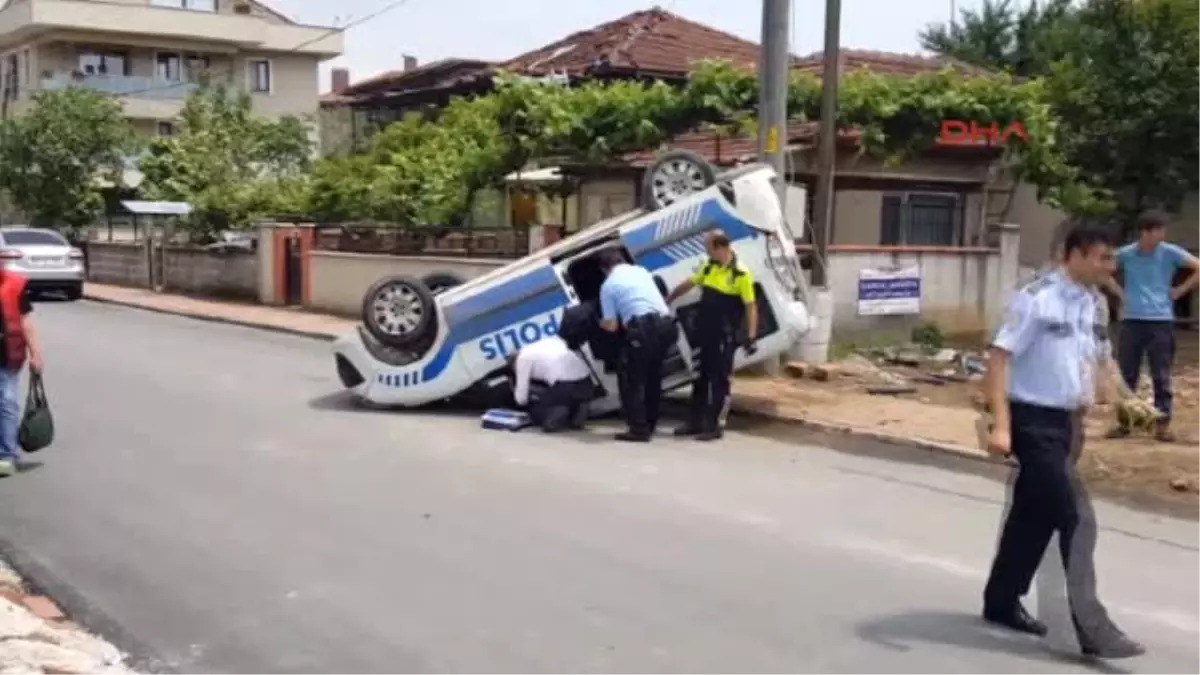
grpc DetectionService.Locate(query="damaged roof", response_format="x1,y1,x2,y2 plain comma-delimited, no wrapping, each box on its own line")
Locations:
497,7,765,79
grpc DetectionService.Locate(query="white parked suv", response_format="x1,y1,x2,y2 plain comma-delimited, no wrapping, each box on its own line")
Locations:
333,152,813,413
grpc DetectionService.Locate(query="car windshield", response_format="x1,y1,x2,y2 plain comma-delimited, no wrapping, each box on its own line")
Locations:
2,230,66,246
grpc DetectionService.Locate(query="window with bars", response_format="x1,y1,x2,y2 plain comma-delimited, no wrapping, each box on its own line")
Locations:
879,192,962,246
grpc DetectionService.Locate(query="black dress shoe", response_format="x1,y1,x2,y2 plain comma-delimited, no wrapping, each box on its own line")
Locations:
614,431,651,442
694,429,724,441
1081,633,1146,660
983,602,1048,636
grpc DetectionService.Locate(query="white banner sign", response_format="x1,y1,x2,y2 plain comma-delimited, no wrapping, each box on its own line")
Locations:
857,265,921,316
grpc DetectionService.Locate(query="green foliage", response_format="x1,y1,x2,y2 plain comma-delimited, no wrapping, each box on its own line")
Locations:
138,84,313,241
0,88,133,230
923,0,1200,221
911,321,946,350
308,63,1066,225
920,0,1075,78
1045,0,1199,227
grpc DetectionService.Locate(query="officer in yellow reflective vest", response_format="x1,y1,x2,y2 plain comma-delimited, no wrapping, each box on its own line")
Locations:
665,229,757,441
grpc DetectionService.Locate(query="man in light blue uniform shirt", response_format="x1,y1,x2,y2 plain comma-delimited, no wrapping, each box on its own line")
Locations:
1103,210,1199,440
982,224,1143,660
597,247,677,442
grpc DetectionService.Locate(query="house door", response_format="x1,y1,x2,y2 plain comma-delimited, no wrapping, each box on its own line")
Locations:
283,234,303,306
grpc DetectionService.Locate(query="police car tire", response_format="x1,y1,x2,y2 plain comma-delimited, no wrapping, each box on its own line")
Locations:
641,150,717,211
422,271,465,295
361,275,438,350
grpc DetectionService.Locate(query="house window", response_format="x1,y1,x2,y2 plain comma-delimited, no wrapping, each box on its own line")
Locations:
4,54,18,98
150,0,216,11
880,192,962,246
156,53,182,82
185,55,210,83
248,59,271,93
156,121,177,137
79,52,129,77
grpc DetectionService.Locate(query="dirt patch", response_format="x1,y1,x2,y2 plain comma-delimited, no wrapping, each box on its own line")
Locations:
734,330,1199,516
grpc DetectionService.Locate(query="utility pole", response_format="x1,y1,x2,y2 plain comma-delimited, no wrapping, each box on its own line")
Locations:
758,0,790,374
809,0,841,289
757,0,790,207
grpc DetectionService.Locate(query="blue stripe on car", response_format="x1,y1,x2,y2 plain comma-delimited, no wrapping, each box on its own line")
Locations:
410,197,758,383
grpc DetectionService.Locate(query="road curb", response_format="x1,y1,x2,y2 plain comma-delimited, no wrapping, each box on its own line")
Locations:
729,394,1012,467
83,294,338,342
86,293,1007,468
0,537,176,673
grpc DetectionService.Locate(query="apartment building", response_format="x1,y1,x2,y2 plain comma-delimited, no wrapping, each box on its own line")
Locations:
0,0,342,138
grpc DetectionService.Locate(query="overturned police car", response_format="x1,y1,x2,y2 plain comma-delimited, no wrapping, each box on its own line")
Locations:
332,151,813,414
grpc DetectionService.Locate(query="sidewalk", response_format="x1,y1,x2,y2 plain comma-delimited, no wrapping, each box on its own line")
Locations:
83,284,355,340
0,558,131,673
731,377,994,462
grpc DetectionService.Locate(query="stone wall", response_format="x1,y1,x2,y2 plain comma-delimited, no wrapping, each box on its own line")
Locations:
86,242,258,299
162,247,259,300
85,242,148,287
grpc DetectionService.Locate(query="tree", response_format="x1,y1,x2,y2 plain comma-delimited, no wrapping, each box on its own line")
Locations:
0,88,133,231
920,0,1075,77
138,84,313,240
1045,0,1199,225
306,61,1073,225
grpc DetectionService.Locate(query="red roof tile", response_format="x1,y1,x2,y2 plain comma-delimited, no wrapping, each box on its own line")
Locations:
792,49,995,77
341,58,493,97
498,7,765,78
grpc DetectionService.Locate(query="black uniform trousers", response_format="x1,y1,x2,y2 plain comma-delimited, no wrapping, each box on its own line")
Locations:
528,378,593,432
688,320,738,431
617,313,678,435
985,401,1080,608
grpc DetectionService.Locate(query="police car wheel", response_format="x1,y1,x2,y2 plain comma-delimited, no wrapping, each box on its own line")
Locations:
422,271,465,296
641,150,716,211
362,275,438,349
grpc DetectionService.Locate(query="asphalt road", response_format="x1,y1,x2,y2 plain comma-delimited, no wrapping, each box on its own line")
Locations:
0,300,1196,674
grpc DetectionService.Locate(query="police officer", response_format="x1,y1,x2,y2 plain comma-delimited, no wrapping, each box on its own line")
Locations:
982,224,1143,660
597,247,678,442
665,230,757,441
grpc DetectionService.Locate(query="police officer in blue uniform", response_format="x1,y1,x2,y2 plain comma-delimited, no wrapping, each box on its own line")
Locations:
597,247,678,442
982,224,1144,660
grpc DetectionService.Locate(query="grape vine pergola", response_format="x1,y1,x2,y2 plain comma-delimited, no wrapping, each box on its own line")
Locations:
307,60,1086,225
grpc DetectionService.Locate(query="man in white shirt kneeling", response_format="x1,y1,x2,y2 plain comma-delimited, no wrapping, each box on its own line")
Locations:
510,332,595,433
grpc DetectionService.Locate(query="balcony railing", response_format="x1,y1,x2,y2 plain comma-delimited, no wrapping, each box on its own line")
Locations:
40,73,198,100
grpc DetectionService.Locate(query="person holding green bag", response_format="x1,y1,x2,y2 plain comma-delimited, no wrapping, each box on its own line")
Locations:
0,266,43,477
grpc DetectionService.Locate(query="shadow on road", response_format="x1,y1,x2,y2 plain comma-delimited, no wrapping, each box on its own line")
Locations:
306,391,382,414
855,610,1134,675
17,460,44,474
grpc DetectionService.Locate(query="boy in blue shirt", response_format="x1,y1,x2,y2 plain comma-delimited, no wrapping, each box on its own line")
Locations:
1103,211,1199,441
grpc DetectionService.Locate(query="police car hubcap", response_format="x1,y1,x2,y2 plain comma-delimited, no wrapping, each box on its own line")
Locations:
651,159,707,205
372,284,423,335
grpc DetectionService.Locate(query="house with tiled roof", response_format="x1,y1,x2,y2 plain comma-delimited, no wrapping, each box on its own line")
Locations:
319,7,770,155
494,7,764,80
318,57,492,156
319,8,1197,284
548,48,1019,254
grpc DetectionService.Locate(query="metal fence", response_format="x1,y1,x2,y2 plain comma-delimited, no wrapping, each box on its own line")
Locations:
313,224,530,259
